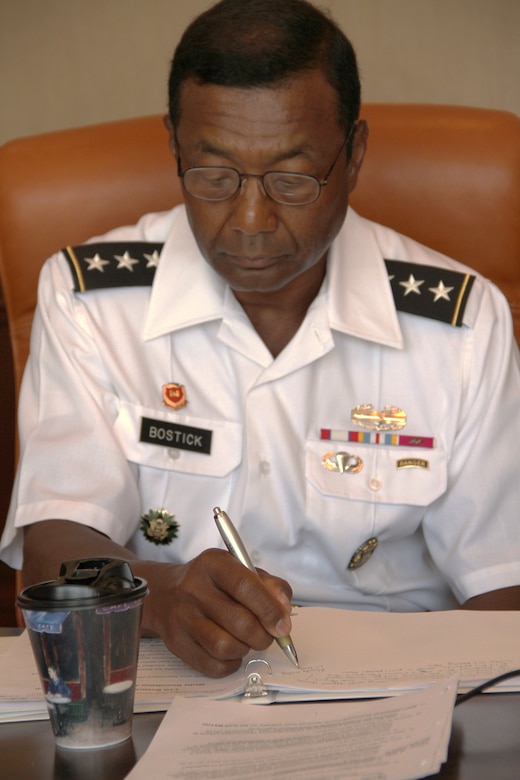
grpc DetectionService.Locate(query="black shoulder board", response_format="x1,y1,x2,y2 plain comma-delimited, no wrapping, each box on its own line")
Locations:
384,259,476,327
62,242,164,292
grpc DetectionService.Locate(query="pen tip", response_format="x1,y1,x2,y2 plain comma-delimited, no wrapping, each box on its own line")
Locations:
285,643,300,668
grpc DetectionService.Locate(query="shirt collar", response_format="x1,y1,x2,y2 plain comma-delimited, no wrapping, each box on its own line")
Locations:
144,206,403,349
326,209,403,349
143,207,227,340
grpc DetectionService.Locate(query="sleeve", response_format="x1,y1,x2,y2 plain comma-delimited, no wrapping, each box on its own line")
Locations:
0,253,142,569
422,279,520,603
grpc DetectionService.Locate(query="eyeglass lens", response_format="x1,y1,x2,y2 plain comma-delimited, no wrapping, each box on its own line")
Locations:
182,168,321,205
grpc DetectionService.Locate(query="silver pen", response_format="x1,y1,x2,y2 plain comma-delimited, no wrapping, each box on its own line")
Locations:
213,506,299,667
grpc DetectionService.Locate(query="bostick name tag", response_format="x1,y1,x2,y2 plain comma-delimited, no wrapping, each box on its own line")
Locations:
140,417,212,454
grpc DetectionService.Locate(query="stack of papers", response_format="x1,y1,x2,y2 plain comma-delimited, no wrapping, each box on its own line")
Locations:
1,607,519,723
125,679,459,780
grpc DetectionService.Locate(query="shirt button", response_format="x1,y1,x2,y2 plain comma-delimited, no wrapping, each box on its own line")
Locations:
259,460,271,475
250,549,262,565
369,476,383,491
168,449,181,460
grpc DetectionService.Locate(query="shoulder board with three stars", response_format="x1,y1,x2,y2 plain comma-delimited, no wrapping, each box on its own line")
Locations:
62,242,164,292
384,259,476,327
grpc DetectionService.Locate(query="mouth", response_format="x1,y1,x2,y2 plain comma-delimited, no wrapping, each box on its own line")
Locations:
224,253,285,271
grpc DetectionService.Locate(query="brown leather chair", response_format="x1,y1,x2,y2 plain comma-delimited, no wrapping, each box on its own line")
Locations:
0,105,519,612
0,105,519,404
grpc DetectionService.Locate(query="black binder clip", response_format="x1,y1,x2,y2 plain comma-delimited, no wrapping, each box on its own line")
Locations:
244,659,272,698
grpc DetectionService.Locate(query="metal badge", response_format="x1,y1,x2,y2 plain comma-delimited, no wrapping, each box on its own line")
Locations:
140,508,180,546
163,382,187,410
396,458,429,470
322,451,363,474
351,404,406,432
348,537,378,570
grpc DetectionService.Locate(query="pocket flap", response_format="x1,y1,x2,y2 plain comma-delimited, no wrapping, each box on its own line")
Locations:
306,440,447,506
113,402,242,476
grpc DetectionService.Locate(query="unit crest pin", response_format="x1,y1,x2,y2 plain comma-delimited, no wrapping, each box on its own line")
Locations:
163,383,187,410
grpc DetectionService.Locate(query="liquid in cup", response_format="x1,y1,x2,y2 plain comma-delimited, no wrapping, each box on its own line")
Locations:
17,558,148,749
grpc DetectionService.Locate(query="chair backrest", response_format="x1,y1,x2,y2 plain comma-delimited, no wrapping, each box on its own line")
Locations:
1,104,519,400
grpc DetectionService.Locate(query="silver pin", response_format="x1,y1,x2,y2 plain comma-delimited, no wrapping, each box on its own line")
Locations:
322,451,363,474
351,404,406,432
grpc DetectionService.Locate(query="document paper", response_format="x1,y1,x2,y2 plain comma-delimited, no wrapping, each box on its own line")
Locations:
0,608,518,722
125,678,458,780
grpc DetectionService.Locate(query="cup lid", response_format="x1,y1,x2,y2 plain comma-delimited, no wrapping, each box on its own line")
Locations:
17,558,148,610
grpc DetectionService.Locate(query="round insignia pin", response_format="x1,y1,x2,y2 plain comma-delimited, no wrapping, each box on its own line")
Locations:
140,509,180,546
348,537,378,570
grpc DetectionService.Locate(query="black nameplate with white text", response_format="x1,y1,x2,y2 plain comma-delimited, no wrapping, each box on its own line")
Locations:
140,417,212,454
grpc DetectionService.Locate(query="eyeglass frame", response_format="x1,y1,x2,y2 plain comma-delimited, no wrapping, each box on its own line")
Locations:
175,124,356,206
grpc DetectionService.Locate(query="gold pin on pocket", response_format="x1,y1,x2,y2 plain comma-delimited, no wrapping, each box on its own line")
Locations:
322,451,363,474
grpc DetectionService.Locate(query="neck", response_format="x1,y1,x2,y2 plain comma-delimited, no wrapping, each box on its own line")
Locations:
233,256,326,357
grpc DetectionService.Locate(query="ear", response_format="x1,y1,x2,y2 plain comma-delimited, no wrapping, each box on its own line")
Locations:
163,114,178,160
346,119,369,194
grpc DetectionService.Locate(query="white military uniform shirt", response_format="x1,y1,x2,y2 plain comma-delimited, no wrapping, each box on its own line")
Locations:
2,206,520,611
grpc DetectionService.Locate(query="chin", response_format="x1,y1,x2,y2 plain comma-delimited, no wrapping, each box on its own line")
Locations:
229,274,295,295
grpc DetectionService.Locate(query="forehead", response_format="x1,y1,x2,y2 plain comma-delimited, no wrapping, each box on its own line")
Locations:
175,70,342,161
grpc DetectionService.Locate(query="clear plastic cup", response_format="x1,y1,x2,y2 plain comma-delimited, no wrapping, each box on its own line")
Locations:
17,558,148,749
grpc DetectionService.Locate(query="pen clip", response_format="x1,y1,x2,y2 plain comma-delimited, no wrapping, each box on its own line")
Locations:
213,506,256,570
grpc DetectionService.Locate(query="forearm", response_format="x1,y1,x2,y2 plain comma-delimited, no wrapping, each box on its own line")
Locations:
461,585,520,610
22,520,171,641
22,519,139,587
22,519,292,677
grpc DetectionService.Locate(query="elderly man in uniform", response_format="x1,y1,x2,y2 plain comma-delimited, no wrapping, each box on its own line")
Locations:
2,0,519,677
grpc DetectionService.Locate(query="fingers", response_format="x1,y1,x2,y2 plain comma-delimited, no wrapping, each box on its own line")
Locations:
211,556,293,642
257,568,294,624
165,610,249,678
140,550,293,677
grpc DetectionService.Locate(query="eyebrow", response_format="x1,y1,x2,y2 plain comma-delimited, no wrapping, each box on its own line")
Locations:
192,139,315,167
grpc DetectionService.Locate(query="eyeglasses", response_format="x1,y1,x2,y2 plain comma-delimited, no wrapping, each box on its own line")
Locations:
176,133,351,206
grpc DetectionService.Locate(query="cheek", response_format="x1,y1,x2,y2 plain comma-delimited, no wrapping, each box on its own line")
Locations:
302,199,349,254
183,202,225,256
183,190,349,261
282,199,349,259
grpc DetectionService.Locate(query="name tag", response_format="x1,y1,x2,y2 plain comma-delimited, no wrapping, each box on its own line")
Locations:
140,417,212,454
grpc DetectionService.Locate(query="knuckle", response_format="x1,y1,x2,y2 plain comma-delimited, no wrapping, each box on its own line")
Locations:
204,657,242,679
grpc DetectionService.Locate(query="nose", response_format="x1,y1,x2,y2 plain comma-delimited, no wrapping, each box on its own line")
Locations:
228,176,278,235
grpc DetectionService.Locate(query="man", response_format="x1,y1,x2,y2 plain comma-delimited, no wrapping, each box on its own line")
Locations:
1,0,519,678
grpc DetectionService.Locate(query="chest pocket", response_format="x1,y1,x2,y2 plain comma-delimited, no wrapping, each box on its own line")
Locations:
306,440,447,506
113,401,242,477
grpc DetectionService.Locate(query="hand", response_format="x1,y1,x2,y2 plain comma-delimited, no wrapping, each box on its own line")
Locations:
139,549,293,677
23,521,293,678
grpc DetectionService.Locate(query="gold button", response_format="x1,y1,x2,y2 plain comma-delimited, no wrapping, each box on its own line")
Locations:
348,537,378,570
